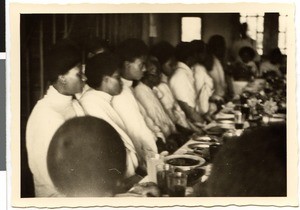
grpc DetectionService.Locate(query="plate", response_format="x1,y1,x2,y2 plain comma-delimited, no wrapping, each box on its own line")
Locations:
217,119,234,124
191,135,218,142
188,143,210,149
192,135,211,141
272,113,286,119
205,126,227,136
163,154,206,171
215,113,235,120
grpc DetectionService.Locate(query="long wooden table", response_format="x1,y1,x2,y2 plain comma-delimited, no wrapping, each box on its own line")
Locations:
134,104,286,196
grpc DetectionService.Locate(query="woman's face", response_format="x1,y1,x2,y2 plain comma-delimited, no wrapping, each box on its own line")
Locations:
103,70,123,96
62,64,87,95
162,57,176,77
144,62,161,87
124,56,146,81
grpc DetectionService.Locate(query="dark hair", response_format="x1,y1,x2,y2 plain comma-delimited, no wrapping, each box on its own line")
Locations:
85,52,120,89
206,123,286,196
207,35,226,61
190,40,207,63
86,37,111,54
175,41,195,63
47,116,127,197
190,40,206,53
146,56,162,75
150,41,175,65
238,46,256,60
116,38,148,64
45,39,82,84
190,40,214,71
141,56,162,87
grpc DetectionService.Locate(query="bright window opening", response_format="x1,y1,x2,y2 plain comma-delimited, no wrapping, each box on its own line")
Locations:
181,17,201,42
240,13,264,55
278,13,288,55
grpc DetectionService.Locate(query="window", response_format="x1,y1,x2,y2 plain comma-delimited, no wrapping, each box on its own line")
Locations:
240,13,264,55
278,13,288,55
181,17,201,42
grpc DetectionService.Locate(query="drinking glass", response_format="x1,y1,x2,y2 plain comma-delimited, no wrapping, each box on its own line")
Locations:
156,164,173,195
146,153,162,183
234,111,245,130
167,171,187,197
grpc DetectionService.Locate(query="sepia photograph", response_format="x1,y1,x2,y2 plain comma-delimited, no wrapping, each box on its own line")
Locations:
9,2,297,208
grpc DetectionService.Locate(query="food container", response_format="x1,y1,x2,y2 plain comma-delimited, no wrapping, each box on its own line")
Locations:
163,154,205,171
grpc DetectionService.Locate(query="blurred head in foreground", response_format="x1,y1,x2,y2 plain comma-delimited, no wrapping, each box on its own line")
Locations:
47,116,126,197
206,123,286,196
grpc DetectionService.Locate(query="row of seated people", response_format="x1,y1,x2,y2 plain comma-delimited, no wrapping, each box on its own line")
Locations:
25,36,284,198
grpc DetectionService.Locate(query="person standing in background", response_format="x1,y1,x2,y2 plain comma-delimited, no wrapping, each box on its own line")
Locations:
230,22,260,63
231,46,258,81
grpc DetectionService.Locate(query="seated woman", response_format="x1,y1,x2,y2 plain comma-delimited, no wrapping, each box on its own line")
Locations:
150,41,200,132
134,57,187,153
134,56,177,138
26,39,87,197
206,35,228,102
195,123,287,196
190,40,216,118
112,38,160,168
232,46,258,81
149,41,177,81
47,116,131,197
146,58,199,133
80,52,139,178
169,42,205,125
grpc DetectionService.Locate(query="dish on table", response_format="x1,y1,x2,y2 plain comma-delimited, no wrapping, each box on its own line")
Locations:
215,112,235,120
191,135,220,143
205,126,227,136
164,154,205,171
188,143,210,150
217,119,234,124
187,143,210,159
272,113,286,119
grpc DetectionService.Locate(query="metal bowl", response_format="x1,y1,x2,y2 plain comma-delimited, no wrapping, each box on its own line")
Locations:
163,154,206,171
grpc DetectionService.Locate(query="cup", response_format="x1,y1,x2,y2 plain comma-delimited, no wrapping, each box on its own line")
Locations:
146,153,162,183
156,164,173,195
234,111,244,130
167,171,187,197
241,104,250,120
